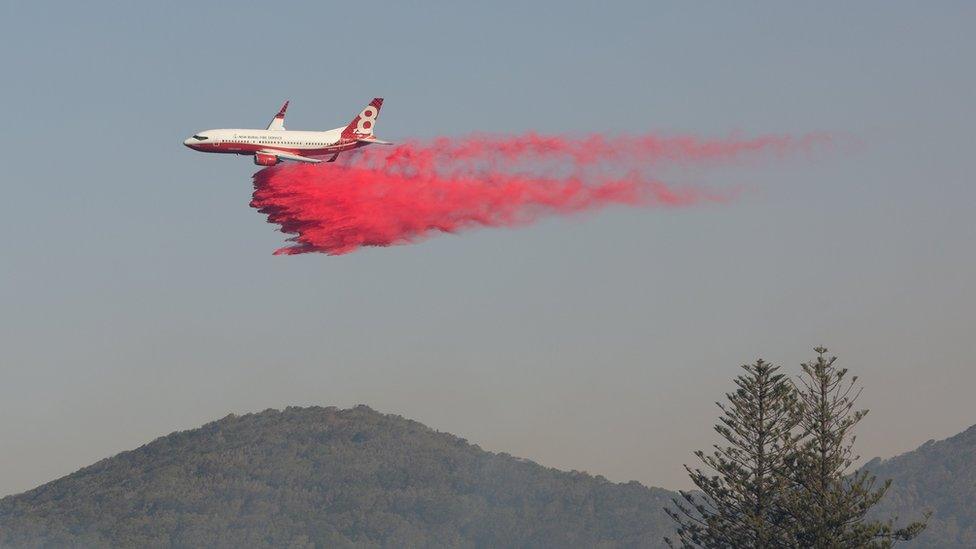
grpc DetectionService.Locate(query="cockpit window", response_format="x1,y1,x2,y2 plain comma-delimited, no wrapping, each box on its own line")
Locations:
192,135,209,141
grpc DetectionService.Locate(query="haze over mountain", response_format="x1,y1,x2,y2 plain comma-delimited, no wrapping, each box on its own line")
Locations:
1,406,972,548
864,424,976,547
0,406,675,548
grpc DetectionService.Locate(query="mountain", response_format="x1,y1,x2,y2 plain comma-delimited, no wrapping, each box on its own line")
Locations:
863,424,976,547
0,406,676,548
2,405,973,548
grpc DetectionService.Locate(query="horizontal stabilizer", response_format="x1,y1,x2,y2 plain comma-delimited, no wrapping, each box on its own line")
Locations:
356,137,393,145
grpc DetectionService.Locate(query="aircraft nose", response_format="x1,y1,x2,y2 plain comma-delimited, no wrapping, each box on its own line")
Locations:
183,138,195,148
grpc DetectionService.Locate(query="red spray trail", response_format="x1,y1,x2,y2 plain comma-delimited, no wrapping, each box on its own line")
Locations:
251,133,821,255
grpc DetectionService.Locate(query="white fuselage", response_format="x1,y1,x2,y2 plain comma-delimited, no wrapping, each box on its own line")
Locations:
184,98,387,165
183,127,356,157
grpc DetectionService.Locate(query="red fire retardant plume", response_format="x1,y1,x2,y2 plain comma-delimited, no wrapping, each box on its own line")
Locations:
250,133,824,255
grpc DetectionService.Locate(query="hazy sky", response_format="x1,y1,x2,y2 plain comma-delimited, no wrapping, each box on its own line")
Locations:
1,2,974,496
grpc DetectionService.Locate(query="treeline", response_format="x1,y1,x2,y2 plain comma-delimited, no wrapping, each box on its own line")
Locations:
2,351,971,547
666,347,927,548
0,406,675,548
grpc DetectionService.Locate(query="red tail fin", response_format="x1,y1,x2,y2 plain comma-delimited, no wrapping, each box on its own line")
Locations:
341,98,383,138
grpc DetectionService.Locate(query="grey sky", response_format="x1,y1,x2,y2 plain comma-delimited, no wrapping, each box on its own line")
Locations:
1,2,974,496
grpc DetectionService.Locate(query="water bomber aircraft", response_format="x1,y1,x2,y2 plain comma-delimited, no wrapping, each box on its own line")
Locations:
184,98,390,165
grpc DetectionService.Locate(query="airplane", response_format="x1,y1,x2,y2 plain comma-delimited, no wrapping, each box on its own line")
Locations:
183,98,391,165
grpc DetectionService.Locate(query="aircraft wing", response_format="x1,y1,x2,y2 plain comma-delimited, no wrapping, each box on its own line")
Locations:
266,101,289,131
259,149,322,164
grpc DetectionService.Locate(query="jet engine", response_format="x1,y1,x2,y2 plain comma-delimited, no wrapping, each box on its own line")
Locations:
254,153,279,166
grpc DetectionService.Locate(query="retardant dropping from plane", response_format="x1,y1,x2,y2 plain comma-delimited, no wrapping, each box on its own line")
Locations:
184,99,827,255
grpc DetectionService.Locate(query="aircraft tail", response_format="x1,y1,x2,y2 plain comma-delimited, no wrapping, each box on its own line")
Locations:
341,98,383,139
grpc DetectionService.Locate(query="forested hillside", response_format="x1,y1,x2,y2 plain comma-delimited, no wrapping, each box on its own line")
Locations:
0,406,675,548
864,424,976,547
2,405,972,548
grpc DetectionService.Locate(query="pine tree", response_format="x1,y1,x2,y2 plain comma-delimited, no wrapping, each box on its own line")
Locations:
665,360,800,548
783,347,927,548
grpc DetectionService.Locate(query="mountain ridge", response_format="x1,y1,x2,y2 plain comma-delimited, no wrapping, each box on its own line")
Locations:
0,405,675,548
2,406,974,548
863,423,976,547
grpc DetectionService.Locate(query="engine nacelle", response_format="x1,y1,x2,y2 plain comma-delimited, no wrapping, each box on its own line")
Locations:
254,153,279,166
